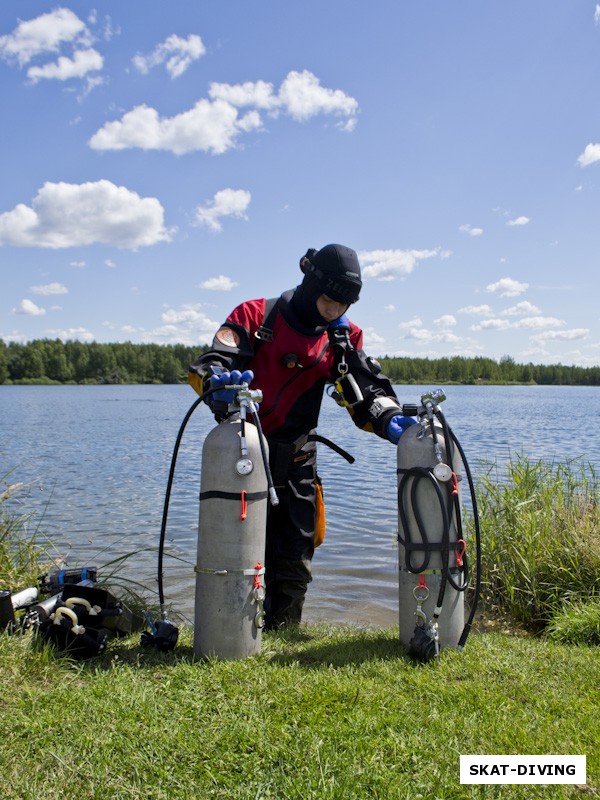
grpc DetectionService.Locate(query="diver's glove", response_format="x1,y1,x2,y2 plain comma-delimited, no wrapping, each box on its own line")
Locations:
386,415,417,444
328,313,350,331
209,369,254,406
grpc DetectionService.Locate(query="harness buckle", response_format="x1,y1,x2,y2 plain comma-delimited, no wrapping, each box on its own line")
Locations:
254,326,274,343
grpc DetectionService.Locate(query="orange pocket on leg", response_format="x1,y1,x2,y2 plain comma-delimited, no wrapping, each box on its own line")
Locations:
314,475,326,548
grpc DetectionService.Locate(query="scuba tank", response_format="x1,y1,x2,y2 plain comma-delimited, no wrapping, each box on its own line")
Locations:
194,384,276,660
155,376,276,660
0,590,15,631
397,390,480,661
0,587,39,633
194,418,264,658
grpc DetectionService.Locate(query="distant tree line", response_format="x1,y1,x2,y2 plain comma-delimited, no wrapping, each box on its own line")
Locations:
379,354,600,386
0,339,599,386
0,339,209,385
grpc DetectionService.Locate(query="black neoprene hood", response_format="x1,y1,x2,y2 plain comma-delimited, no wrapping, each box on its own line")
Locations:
306,244,362,305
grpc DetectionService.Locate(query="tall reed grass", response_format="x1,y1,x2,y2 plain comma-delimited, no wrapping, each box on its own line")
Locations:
0,478,51,590
472,455,600,634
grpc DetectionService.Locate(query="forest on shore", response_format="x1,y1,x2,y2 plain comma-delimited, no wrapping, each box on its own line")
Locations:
1,337,599,386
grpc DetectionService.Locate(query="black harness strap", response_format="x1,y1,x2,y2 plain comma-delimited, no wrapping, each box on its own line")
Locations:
200,490,268,502
254,297,280,346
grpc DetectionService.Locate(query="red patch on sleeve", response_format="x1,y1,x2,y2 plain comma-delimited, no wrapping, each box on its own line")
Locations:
215,327,240,348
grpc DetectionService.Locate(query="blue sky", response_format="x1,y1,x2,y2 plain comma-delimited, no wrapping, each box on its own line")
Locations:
1,1,600,366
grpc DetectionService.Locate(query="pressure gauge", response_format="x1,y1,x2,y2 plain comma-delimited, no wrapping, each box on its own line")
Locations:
433,462,453,482
235,457,254,476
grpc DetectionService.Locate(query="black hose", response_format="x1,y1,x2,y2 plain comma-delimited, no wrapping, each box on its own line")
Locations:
249,403,278,504
157,389,213,616
449,428,482,650
398,465,451,614
434,406,482,648
436,410,470,593
157,386,275,616
398,466,450,573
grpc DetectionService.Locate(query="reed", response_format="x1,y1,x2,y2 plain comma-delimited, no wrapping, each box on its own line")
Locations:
472,455,600,632
0,478,51,591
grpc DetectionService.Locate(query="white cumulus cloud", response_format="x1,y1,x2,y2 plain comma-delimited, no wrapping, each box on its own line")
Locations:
471,319,512,331
154,304,221,345
472,316,565,333
486,277,528,297
13,298,46,316
459,224,483,236
209,79,278,110
530,328,589,344
46,327,94,342
0,8,90,67
401,324,462,344
195,189,251,233
88,99,259,156
0,180,172,249
578,143,600,167
31,282,68,295
434,315,457,328
278,70,358,128
88,70,358,155
359,248,442,281
27,48,103,82
458,304,493,316
0,8,102,88
200,275,240,291
132,33,205,78
399,317,423,330
506,216,530,226
515,316,564,330
502,301,540,316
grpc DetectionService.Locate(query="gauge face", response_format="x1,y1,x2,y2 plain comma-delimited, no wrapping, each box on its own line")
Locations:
235,457,254,476
433,462,453,482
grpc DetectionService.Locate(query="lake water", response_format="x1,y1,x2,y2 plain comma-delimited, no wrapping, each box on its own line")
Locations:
1,383,598,627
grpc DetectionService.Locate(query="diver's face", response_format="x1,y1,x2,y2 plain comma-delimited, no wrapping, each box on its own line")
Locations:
316,294,349,323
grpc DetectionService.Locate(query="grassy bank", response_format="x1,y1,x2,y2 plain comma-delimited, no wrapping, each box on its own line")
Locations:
1,459,599,798
1,624,598,800
473,456,600,639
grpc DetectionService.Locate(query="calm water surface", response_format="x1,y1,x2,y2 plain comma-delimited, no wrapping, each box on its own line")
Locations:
1,383,598,626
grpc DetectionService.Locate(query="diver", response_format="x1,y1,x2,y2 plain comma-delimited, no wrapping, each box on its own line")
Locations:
188,243,415,630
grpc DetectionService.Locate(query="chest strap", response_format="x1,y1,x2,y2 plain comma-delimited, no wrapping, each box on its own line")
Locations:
254,297,279,344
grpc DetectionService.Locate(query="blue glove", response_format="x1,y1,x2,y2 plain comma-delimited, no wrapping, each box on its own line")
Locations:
328,313,350,330
386,415,417,444
209,369,254,405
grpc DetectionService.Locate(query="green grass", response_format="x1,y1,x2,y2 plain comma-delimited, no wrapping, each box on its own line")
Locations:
547,597,600,645
1,624,598,800
471,456,600,634
2,457,599,798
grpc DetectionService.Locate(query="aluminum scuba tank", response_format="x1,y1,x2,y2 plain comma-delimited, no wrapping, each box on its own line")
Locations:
193,414,268,660
397,409,465,654
10,586,38,609
0,590,15,630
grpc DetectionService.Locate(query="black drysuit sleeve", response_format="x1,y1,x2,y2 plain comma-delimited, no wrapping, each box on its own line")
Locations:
331,345,402,440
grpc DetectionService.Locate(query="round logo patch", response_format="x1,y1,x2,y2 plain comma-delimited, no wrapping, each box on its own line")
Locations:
215,327,240,348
